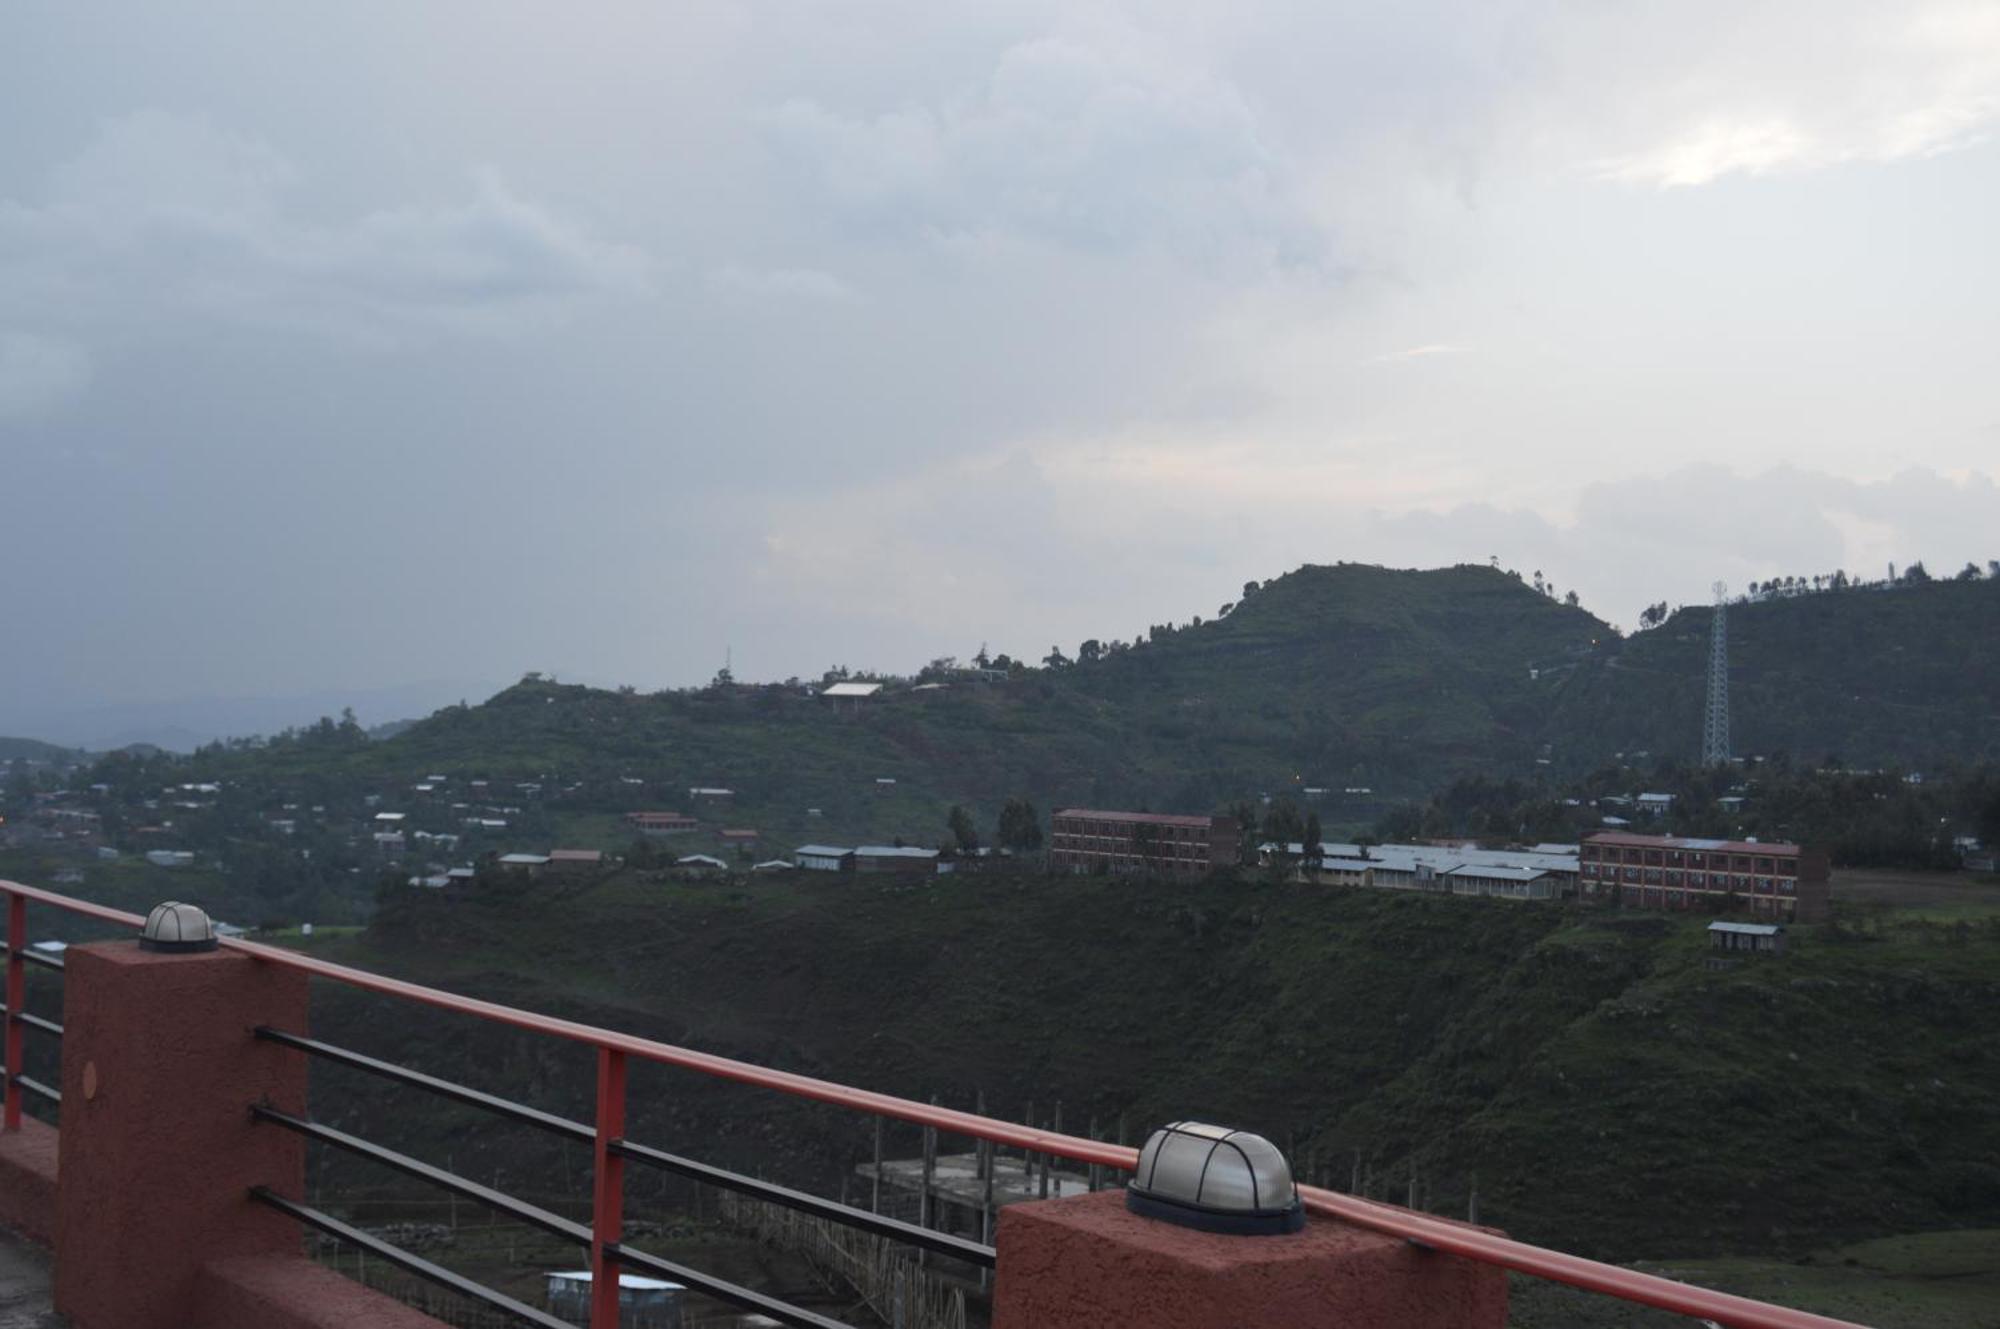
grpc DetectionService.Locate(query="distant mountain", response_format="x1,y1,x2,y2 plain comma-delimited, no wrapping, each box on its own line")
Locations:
0,679,501,752
0,736,91,765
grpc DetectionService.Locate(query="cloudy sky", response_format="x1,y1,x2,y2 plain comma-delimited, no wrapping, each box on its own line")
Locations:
4,2,1998,740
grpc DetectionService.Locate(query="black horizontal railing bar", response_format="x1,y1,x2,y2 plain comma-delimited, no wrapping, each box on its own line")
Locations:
4,1073,60,1105
15,948,64,973
608,1241,849,1329
262,1025,997,1266
250,1188,574,1329
250,1105,588,1246
611,1136,997,1268
253,1026,594,1142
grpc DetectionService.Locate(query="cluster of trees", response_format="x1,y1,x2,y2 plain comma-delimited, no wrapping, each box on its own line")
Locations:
1217,798,1326,867
943,797,1045,854
1638,558,2000,626
1748,560,1998,600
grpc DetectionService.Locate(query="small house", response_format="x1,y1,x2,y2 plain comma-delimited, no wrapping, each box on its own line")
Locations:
1708,920,1785,956
853,845,941,875
794,845,855,873
821,681,883,712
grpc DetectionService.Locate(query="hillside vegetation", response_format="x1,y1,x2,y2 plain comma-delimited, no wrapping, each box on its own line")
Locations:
294,869,2000,1269
1544,575,2000,769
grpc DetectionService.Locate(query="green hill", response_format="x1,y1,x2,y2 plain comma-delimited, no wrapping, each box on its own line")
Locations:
159,563,2000,848
189,563,1607,836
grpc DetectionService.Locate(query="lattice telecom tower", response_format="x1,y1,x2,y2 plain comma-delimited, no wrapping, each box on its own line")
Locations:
1702,581,1731,766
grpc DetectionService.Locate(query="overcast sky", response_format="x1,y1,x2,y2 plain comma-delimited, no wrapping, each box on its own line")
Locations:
4,2,1998,739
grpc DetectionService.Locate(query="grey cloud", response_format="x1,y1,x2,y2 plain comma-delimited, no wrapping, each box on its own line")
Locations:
0,111,655,354
0,332,89,418
706,265,858,302
759,23,1321,267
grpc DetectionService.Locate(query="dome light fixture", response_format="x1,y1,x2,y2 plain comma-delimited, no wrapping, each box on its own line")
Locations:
1126,1121,1305,1236
140,901,218,953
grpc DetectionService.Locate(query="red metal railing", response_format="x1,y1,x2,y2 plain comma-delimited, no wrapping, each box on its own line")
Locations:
1,879,1868,1329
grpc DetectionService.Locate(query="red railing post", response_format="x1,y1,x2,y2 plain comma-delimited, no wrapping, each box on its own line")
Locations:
591,1046,627,1329
4,890,23,1131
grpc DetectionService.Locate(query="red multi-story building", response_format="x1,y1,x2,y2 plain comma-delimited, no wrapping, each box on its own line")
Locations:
624,810,698,836
1049,809,1239,877
1580,831,1829,922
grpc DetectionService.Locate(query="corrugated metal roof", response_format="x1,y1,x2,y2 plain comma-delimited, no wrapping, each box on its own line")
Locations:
822,682,883,697
1447,864,1548,882
1708,921,1782,935
794,845,853,857
1293,841,1577,873
854,845,939,858
1587,831,1804,855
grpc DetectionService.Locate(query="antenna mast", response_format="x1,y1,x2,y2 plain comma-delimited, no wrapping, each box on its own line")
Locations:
1702,581,1731,766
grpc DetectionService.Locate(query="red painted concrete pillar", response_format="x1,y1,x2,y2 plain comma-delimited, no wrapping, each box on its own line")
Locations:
53,940,308,1329
992,1190,1507,1329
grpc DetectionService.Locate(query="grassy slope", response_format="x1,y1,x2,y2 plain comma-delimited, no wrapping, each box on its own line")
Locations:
1511,1229,2000,1329
301,869,2000,1271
